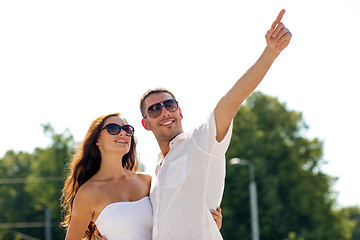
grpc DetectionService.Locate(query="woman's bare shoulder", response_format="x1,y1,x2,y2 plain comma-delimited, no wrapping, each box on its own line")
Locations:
74,180,104,205
70,185,96,219
135,172,152,182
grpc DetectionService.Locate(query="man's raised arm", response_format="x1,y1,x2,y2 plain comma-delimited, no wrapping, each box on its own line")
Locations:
214,9,292,142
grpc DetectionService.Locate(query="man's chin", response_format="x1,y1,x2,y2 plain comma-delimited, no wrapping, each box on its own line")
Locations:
158,128,182,141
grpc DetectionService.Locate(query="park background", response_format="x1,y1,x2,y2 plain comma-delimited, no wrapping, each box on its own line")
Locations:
1,0,359,239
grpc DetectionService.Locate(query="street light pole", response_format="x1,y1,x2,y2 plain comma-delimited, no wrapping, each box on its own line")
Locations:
230,158,260,240
44,207,52,240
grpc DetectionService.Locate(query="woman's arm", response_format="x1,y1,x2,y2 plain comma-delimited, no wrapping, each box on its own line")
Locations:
65,187,94,240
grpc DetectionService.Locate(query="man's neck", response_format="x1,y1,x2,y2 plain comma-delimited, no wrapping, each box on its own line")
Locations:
159,141,170,157
157,134,178,157
156,131,183,157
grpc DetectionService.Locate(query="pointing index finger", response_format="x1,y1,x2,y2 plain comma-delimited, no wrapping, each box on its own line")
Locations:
271,9,286,29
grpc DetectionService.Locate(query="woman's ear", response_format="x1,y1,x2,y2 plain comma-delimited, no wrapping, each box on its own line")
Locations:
142,118,151,131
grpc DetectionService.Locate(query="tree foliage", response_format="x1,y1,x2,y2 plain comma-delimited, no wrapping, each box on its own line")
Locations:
221,92,353,240
0,151,35,239
341,207,360,240
0,124,74,239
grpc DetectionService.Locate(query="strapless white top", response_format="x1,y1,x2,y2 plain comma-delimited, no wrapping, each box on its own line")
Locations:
95,196,152,240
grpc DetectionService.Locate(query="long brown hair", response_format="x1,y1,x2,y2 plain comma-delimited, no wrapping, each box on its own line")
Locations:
61,113,138,239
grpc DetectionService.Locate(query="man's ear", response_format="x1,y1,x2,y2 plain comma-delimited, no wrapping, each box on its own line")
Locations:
142,118,151,131
179,107,183,120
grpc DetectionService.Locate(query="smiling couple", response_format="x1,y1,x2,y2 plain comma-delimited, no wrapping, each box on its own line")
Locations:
61,9,292,240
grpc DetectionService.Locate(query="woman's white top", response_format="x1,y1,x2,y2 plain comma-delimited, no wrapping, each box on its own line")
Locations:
95,196,152,240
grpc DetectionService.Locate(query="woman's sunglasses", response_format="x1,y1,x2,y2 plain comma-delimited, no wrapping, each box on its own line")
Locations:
144,99,179,118
101,123,134,137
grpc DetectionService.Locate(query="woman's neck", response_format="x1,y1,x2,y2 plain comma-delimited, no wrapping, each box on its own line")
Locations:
95,152,128,180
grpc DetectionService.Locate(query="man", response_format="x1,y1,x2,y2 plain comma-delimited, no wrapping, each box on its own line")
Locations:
140,9,291,240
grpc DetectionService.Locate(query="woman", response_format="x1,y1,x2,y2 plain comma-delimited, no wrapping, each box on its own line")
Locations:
61,113,222,240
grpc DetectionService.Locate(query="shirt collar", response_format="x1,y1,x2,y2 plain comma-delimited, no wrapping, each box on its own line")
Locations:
172,132,187,142
156,132,187,170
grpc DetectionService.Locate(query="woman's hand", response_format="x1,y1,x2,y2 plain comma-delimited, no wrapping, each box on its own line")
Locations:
211,207,223,230
94,229,106,240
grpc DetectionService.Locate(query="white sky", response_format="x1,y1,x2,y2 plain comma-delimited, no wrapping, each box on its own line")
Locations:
0,0,359,208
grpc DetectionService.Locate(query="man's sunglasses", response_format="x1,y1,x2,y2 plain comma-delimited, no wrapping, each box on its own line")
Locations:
101,123,134,137
144,99,179,118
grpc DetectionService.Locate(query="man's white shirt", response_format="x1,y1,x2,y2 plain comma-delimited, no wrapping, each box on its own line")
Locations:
150,112,233,240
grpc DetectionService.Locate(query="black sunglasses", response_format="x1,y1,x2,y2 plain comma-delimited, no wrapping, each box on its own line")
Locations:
101,123,134,137
144,99,179,118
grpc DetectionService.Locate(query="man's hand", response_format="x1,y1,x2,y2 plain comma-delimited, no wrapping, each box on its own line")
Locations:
265,9,292,54
210,207,223,230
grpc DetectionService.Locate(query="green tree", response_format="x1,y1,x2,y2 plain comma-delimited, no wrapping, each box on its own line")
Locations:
341,206,360,240
25,124,74,211
0,124,74,239
221,92,352,240
0,151,35,239
25,124,74,239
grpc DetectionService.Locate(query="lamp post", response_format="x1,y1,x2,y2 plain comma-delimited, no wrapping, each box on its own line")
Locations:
230,158,260,240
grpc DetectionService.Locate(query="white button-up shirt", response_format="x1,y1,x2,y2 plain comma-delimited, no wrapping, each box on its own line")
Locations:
150,112,233,240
